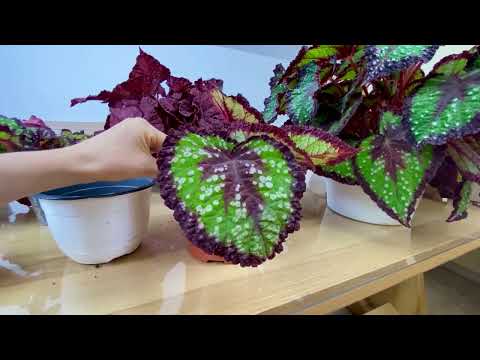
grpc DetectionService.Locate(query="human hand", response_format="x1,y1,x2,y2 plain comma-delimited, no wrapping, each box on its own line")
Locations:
68,117,166,182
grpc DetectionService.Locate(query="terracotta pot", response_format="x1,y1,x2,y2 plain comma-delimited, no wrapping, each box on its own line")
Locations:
188,243,230,264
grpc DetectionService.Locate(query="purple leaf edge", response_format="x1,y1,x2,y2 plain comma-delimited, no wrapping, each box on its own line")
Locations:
156,125,306,267
402,97,480,148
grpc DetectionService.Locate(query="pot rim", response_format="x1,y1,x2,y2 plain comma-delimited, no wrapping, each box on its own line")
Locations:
36,177,155,201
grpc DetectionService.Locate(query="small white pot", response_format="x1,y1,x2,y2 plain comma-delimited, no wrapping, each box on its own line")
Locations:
324,177,401,226
38,178,155,265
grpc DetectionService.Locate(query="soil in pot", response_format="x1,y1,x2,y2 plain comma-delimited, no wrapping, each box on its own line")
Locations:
188,243,231,264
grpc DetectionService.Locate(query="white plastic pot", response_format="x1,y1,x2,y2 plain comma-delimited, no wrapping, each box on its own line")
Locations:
324,177,401,226
38,177,155,265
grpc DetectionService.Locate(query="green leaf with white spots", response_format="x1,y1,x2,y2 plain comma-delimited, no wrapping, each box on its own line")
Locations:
447,180,473,222
405,68,480,146
157,128,305,267
353,127,444,227
365,45,439,82
285,62,321,125
379,111,402,135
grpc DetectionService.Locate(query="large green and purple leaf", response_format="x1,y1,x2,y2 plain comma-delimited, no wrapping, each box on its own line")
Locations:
364,45,439,82
447,135,480,183
353,112,444,226
282,125,359,167
447,180,473,222
157,127,305,267
285,62,322,125
405,68,480,146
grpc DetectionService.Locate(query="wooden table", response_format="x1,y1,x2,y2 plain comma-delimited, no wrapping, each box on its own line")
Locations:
1,191,480,315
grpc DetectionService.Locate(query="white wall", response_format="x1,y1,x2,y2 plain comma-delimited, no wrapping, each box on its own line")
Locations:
0,45,294,123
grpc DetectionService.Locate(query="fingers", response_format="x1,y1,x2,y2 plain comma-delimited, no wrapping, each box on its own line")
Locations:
147,129,166,153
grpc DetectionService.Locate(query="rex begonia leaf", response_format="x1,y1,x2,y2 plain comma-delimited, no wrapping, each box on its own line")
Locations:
447,180,473,222
58,129,91,147
263,64,288,124
430,51,472,77
364,45,439,82
157,127,306,267
447,135,480,183
315,159,358,185
192,83,263,127
282,125,359,167
71,48,171,131
285,62,321,125
71,48,170,107
0,116,23,153
353,112,444,226
282,45,357,81
405,68,480,146
22,115,48,128
227,122,314,170
296,45,356,68
429,156,462,199
19,115,58,151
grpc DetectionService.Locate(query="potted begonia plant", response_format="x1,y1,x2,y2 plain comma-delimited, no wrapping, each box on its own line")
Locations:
263,45,480,226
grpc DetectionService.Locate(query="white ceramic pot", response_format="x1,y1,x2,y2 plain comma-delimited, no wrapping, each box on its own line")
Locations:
324,178,401,226
38,177,155,265
307,171,326,195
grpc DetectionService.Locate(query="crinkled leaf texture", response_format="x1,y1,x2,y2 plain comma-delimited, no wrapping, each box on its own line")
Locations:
191,82,263,127
1,114,91,153
285,62,322,124
405,63,480,146
157,127,306,267
353,112,445,226
264,45,364,130
447,180,473,222
365,45,439,82
263,64,287,124
71,48,171,131
72,49,263,133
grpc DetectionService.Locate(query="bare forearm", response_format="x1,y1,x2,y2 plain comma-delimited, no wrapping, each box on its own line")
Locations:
0,147,92,205
0,118,164,205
